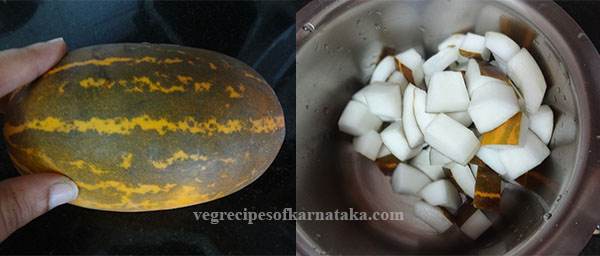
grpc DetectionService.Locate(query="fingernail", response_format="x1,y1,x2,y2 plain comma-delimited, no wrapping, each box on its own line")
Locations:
48,180,78,209
46,37,64,44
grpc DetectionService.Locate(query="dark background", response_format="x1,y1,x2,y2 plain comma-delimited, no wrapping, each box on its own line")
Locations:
557,2,600,255
296,0,600,254
0,1,295,255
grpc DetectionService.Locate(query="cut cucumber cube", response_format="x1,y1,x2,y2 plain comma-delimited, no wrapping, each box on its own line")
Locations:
413,86,438,132
391,163,432,196
410,148,445,180
528,105,553,145
353,129,383,161
338,100,383,136
395,48,425,87
365,83,403,120
446,111,473,127
414,201,454,233
450,163,476,198
419,179,462,212
381,121,421,161
430,147,453,165
460,209,492,240
371,55,396,83
403,84,425,148
386,70,409,92
499,130,550,180
475,146,508,176
426,71,470,113
424,114,480,165
484,31,520,65
459,33,490,61
468,81,520,133
423,47,459,85
507,48,547,113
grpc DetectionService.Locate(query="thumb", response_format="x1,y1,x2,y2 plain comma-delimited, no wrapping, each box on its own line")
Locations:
0,173,78,242
0,37,67,98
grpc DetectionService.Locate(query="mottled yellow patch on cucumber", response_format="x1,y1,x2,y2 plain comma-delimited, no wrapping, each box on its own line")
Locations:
162,58,183,64
68,160,107,174
61,75,210,94
77,180,176,195
177,75,193,85
243,70,264,83
68,160,85,169
57,82,67,94
132,76,184,93
134,56,157,64
119,153,133,169
249,115,285,133
194,82,211,92
150,150,208,169
80,77,115,89
5,114,284,139
219,158,235,164
46,57,133,76
157,185,214,209
226,84,245,98
46,56,188,76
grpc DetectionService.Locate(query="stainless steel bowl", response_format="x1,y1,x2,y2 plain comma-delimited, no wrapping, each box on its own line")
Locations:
296,0,600,254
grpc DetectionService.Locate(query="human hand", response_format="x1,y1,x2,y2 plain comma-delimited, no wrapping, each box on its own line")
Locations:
0,38,78,242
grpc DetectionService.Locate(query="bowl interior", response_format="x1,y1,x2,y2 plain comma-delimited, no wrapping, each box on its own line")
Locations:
296,0,579,254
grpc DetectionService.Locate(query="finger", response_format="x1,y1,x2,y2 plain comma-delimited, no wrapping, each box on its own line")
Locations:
0,37,67,98
0,173,78,242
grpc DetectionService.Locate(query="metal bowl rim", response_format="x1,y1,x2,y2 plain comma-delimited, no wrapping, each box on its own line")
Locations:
295,0,600,254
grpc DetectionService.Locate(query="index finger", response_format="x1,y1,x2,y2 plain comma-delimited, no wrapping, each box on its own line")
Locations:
0,38,67,99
